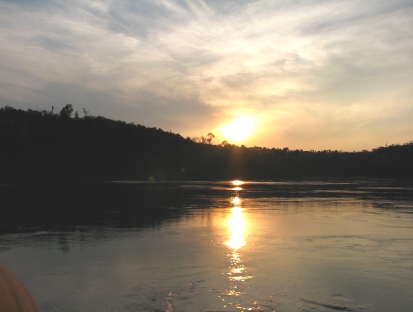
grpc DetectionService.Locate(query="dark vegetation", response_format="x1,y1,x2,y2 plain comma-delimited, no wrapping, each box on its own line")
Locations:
1,105,413,181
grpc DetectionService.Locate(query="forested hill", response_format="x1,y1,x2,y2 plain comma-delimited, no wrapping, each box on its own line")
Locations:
1,105,412,181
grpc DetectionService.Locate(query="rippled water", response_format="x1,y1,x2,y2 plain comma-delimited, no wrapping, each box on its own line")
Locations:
1,180,413,311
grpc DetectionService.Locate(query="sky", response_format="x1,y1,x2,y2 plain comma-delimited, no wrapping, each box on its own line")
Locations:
0,0,412,151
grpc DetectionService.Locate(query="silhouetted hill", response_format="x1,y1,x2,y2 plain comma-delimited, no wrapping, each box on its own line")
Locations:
1,105,412,180
0,105,195,180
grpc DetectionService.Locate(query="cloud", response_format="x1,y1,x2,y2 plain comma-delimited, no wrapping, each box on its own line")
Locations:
0,0,412,150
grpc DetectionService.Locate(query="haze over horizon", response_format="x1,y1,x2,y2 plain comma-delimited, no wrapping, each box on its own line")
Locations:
1,0,412,151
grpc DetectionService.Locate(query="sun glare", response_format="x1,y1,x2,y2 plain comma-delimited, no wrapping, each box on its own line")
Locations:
222,117,254,143
226,207,246,250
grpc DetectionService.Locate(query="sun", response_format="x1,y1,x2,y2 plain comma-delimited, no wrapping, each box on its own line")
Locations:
221,116,254,143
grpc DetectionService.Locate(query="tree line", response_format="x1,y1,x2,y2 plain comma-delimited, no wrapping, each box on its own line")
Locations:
1,105,412,181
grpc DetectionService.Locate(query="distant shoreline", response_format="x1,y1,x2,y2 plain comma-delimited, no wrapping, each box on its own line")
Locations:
2,106,412,181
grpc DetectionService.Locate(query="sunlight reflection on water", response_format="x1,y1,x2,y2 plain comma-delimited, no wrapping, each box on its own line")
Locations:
226,207,246,250
231,180,244,191
223,188,258,310
232,180,244,186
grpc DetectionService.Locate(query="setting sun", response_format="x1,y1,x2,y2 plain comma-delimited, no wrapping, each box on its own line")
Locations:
221,117,254,143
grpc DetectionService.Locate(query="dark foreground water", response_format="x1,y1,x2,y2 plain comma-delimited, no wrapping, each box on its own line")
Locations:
1,180,413,312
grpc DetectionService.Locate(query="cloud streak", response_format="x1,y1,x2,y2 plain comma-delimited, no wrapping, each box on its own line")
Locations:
0,0,412,150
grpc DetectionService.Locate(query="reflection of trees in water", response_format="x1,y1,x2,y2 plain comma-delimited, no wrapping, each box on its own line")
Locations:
57,233,70,253
1,180,412,240
0,182,197,236
0,182,233,252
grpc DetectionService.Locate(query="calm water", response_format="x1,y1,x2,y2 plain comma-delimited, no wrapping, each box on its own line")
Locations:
1,180,413,312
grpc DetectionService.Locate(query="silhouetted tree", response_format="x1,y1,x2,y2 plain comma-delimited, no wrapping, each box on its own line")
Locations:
205,132,215,144
193,132,215,144
59,104,73,118
83,108,89,118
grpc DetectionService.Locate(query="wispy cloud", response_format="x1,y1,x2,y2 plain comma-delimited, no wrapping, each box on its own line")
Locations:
0,0,412,150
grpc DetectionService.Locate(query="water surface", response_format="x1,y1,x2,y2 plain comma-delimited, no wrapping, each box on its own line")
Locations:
1,180,413,311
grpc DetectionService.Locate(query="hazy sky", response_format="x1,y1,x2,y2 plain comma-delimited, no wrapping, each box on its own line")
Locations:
1,0,412,151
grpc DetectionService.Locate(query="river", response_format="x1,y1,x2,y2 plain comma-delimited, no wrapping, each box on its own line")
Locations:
1,180,413,311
